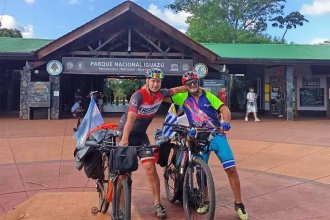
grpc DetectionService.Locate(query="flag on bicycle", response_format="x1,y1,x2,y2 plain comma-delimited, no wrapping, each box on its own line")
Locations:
74,96,104,167
162,104,178,138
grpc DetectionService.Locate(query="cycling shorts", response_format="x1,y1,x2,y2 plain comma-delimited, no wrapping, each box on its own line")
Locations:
201,134,236,169
127,132,155,164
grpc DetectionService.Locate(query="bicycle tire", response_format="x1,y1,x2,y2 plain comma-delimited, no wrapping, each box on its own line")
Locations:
182,157,215,220
164,146,181,203
112,176,131,220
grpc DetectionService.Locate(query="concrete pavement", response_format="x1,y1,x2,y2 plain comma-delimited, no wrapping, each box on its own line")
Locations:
0,115,330,219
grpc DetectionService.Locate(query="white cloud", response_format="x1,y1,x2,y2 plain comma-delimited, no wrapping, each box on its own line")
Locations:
147,3,191,33
0,15,34,38
310,38,330,44
24,0,35,4
300,0,330,15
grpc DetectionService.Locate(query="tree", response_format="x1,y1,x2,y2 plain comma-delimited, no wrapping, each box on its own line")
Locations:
0,28,23,38
270,11,309,43
167,0,286,43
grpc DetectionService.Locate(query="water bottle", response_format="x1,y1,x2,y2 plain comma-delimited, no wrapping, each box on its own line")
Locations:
186,127,196,147
188,127,196,138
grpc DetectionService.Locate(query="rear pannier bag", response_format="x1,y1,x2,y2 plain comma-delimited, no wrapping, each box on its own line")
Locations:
83,150,103,179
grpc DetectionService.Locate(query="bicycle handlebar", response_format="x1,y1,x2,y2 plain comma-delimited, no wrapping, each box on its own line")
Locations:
163,122,222,132
85,141,159,149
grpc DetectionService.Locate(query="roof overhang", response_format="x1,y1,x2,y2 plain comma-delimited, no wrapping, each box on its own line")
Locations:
36,1,218,62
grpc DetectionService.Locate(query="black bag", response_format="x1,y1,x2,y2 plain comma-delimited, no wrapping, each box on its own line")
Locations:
156,142,173,167
110,147,138,173
83,150,103,179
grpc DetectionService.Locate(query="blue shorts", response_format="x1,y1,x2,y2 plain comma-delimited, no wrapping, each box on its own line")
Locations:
201,134,236,169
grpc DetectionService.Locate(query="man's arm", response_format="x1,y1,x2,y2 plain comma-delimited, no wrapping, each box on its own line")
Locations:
170,86,187,95
119,111,137,146
219,105,231,122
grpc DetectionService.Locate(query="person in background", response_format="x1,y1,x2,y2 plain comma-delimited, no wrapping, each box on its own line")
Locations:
245,87,260,122
74,88,83,102
218,87,227,105
98,92,104,113
71,100,84,118
276,89,284,117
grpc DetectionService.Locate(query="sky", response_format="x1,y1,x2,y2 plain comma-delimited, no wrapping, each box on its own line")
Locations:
0,0,329,45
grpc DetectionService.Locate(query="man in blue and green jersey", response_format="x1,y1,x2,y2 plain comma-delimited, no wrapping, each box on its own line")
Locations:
169,71,248,220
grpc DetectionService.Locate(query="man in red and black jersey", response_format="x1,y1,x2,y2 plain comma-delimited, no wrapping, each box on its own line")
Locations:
118,68,187,218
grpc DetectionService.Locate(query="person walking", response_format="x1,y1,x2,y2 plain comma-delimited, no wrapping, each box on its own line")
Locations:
276,90,284,117
245,87,260,122
117,68,187,219
169,71,249,220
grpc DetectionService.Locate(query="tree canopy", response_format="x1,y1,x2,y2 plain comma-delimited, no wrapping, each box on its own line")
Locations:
270,11,309,43
167,0,306,44
0,28,23,38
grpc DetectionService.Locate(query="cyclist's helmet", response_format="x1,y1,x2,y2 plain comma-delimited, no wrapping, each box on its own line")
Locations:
182,70,199,85
146,68,164,80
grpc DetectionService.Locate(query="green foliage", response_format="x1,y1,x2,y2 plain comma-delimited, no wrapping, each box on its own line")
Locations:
0,28,23,38
167,0,287,43
104,79,144,99
271,11,309,43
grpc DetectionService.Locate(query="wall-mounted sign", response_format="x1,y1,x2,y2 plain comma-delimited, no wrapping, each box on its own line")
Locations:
62,57,193,76
300,88,324,107
27,82,51,107
193,63,208,78
46,60,63,76
302,77,320,87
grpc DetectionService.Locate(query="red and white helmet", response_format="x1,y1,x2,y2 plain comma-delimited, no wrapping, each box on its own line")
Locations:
182,71,199,85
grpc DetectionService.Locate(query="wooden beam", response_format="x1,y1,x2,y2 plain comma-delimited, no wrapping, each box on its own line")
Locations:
69,51,184,57
129,4,218,62
128,28,131,52
133,28,164,53
95,30,124,51
36,3,130,59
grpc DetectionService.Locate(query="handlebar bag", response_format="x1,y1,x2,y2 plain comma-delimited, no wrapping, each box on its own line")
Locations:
110,147,138,173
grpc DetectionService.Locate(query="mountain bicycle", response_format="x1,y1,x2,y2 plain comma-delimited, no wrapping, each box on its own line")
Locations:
160,123,217,220
86,138,159,220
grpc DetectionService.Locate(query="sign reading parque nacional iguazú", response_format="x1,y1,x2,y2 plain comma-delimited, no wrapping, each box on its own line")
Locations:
62,57,193,75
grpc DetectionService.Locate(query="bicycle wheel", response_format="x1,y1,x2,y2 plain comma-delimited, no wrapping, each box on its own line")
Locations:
112,176,131,220
182,157,215,220
163,146,181,203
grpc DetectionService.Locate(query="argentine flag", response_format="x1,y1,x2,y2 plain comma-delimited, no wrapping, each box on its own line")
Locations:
162,104,178,138
74,97,104,168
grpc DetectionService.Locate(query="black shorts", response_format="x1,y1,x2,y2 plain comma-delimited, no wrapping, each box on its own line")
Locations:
128,132,155,164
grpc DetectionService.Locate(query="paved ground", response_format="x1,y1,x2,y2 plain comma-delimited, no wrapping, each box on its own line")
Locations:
0,114,330,220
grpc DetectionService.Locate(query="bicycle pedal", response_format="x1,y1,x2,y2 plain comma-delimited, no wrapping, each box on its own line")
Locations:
90,207,99,216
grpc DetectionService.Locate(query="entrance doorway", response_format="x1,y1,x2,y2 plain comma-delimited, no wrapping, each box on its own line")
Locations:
269,75,286,116
102,78,144,113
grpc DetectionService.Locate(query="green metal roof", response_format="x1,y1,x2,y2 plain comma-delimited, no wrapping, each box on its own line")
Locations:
1,37,330,61
0,37,53,53
202,43,330,60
